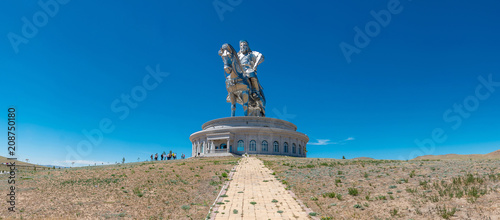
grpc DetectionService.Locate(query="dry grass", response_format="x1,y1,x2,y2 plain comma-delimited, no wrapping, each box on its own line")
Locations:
0,157,239,219
3,154,500,219
258,156,500,219
0,156,49,171
413,150,500,160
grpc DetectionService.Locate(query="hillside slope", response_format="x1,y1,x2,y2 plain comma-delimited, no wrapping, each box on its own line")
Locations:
412,149,500,160
0,155,48,170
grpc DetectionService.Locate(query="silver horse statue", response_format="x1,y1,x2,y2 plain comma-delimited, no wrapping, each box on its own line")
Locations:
218,43,266,117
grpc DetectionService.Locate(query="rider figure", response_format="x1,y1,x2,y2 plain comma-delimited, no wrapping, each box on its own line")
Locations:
238,40,264,99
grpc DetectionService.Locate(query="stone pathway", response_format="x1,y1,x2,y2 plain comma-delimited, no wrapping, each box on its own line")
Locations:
213,157,312,220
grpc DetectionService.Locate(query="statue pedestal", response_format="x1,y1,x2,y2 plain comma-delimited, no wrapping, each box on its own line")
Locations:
190,117,308,157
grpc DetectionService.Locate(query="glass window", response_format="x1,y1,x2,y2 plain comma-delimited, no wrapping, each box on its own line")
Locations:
220,143,227,149
237,140,244,151
249,140,256,151
262,140,268,151
299,145,302,154
292,143,296,154
274,141,279,152
284,142,288,153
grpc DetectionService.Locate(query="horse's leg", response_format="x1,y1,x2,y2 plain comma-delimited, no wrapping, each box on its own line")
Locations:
230,93,236,117
241,90,249,116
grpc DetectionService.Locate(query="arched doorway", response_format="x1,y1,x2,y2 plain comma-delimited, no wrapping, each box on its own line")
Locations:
220,143,227,149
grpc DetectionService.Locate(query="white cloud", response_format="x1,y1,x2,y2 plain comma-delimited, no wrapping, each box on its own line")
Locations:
309,137,355,146
308,139,333,145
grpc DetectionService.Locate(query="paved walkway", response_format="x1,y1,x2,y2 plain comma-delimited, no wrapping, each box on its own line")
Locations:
213,157,311,220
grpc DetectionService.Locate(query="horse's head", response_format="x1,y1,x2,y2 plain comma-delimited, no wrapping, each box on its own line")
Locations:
219,43,240,75
219,43,236,56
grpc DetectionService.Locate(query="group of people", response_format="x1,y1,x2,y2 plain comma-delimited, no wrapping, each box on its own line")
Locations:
151,151,185,161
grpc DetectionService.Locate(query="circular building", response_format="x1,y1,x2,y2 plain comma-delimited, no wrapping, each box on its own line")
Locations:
190,117,309,157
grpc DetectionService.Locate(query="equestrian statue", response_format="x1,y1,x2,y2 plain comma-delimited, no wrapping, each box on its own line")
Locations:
218,40,266,117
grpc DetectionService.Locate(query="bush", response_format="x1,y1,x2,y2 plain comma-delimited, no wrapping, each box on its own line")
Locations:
348,188,359,196
438,206,456,219
322,192,336,198
390,208,398,216
410,170,416,178
133,187,143,197
336,194,342,200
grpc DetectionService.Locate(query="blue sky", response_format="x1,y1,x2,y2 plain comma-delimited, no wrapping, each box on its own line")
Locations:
1,1,499,166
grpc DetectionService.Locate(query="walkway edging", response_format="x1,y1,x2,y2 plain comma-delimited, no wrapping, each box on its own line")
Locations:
206,158,241,220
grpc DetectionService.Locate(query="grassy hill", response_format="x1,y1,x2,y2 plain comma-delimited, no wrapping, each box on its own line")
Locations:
1,155,499,219
412,149,500,160
0,155,50,171
258,155,500,219
0,157,239,219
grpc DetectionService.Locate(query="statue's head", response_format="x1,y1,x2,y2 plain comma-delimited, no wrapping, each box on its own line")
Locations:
239,40,251,54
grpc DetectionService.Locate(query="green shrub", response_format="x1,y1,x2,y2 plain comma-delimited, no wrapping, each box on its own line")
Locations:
133,187,143,197
410,170,416,178
437,206,456,219
322,192,336,198
336,194,342,200
348,188,359,196
390,208,398,216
